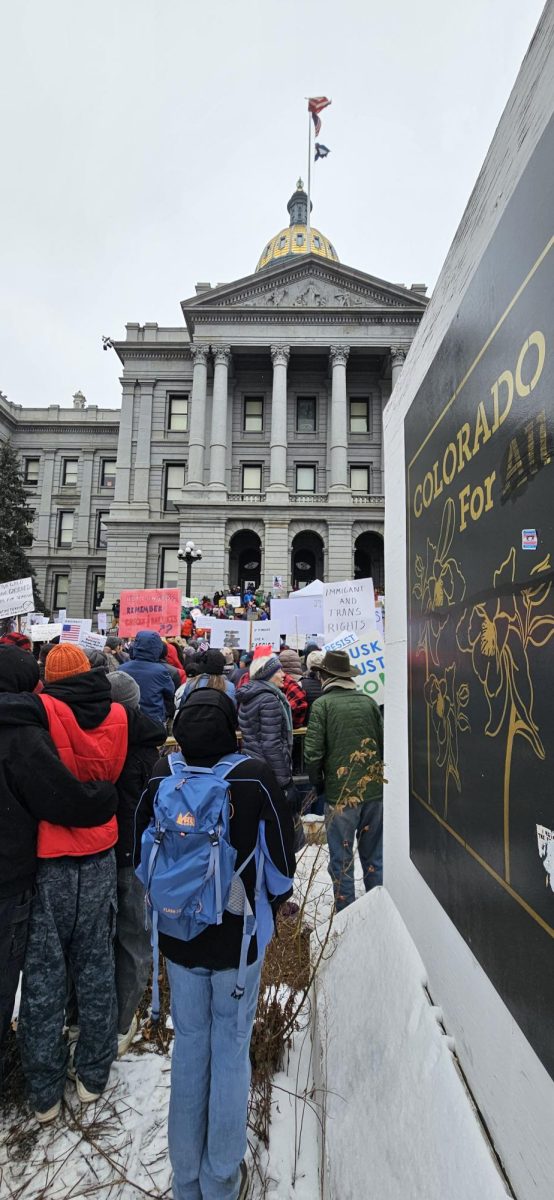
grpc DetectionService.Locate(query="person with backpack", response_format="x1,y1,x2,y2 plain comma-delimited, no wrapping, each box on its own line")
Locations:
135,688,295,1200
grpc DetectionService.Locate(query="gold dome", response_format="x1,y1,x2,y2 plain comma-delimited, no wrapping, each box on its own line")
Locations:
255,181,339,272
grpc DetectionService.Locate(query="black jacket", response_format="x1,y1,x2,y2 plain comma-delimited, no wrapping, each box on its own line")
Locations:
136,754,295,971
115,709,166,868
0,689,118,899
301,672,323,713
237,680,293,786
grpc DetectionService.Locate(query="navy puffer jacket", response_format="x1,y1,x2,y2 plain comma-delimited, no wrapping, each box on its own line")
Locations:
237,680,292,786
117,631,175,725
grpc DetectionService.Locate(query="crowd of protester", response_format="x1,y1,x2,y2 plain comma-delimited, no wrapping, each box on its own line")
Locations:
0,596,383,1200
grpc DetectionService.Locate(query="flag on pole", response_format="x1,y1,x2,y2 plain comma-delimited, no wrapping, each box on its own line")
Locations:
308,96,332,115
314,143,330,161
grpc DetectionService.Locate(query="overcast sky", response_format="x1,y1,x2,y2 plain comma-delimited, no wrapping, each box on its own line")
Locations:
0,0,545,410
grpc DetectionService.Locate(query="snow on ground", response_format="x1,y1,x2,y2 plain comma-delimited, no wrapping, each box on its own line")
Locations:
0,839,336,1200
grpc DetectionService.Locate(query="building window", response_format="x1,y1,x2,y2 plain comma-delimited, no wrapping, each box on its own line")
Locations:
296,396,316,433
164,463,186,509
161,547,179,588
93,574,105,610
24,458,40,484
242,464,263,493
350,465,370,492
349,398,369,433
101,459,117,489
296,464,316,493
96,511,109,548
168,394,189,432
62,459,78,487
53,573,69,609
244,397,264,433
57,511,74,547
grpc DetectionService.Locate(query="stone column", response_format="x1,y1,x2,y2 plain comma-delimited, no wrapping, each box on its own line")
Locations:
209,346,231,490
329,345,350,492
75,450,95,546
114,381,135,504
186,345,209,488
391,346,407,391
36,450,56,545
268,345,290,496
132,383,153,505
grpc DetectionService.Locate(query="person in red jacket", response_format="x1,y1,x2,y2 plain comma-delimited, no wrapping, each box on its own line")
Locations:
17,644,129,1124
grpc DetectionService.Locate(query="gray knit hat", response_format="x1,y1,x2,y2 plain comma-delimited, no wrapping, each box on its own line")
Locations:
109,671,141,709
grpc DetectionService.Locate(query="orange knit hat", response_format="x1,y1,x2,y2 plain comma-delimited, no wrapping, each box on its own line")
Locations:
45,643,91,683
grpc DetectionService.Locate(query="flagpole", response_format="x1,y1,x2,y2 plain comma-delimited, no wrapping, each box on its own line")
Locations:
306,108,312,256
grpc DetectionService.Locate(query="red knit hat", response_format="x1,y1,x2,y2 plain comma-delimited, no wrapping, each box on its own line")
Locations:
45,643,91,683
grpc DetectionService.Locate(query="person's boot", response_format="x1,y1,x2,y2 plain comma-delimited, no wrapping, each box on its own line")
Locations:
117,1013,139,1057
76,1076,102,1104
35,1099,61,1125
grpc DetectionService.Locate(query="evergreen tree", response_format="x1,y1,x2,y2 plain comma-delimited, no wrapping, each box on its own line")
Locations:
0,439,46,619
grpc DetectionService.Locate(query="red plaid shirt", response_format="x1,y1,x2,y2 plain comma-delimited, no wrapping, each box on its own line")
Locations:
282,674,308,729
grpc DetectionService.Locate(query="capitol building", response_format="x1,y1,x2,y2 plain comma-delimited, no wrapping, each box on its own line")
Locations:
0,182,427,615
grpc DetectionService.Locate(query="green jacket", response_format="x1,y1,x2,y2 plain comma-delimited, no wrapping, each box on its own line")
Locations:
304,686,383,806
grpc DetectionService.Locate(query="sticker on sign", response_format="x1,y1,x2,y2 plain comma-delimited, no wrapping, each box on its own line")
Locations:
522,529,538,550
323,631,358,652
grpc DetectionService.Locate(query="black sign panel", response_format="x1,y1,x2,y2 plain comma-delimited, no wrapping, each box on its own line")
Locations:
405,117,554,1077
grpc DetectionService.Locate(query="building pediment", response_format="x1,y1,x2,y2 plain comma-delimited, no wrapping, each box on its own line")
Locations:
181,257,427,334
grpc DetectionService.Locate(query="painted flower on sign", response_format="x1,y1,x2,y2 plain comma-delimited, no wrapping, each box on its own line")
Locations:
424,664,470,815
456,550,554,882
413,498,466,667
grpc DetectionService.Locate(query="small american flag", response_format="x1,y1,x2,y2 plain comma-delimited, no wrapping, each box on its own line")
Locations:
61,622,81,643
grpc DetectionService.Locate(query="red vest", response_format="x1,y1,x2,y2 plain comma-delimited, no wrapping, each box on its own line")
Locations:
37,694,128,858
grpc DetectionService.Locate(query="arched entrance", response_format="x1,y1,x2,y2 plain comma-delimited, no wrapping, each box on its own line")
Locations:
354,531,384,589
229,529,262,591
291,530,324,589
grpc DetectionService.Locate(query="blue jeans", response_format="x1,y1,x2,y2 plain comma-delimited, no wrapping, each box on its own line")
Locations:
324,799,383,910
167,958,262,1200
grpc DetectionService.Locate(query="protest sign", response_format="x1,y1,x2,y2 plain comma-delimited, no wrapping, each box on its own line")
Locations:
79,630,107,652
323,630,358,652
202,620,249,650
226,596,241,608
191,607,203,621
0,576,34,620
346,625,385,707
29,623,62,642
97,612,108,634
23,612,48,632
270,594,324,634
250,620,281,651
323,578,376,638
60,619,92,644
272,576,284,590
119,588,181,638
56,609,67,624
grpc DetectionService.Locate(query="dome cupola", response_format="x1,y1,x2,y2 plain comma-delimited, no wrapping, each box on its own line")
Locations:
255,180,339,272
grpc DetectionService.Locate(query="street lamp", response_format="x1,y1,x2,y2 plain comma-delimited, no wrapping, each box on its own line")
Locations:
178,540,203,595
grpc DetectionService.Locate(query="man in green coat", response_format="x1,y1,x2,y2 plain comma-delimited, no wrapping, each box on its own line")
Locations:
304,650,384,910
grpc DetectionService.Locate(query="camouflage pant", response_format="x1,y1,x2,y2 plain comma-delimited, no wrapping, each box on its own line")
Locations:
18,852,117,1112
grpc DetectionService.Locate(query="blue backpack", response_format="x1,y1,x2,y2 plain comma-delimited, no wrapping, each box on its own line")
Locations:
136,751,292,1033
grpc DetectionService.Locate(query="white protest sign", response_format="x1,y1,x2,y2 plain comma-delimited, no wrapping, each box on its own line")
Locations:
346,625,385,707
29,623,63,641
250,620,281,651
203,620,250,650
0,576,34,620
226,596,241,608
191,607,203,621
60,619,92,644
374,606,384,636
323,630,358,652
79,630,107,652
56,609,67,624
270,594,324,634
97,612,108,634
323,578,376,638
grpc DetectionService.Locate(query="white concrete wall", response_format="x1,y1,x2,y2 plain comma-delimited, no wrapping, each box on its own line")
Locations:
383,9,554,1200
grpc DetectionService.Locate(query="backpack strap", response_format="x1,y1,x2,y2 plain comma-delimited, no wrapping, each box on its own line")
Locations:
231,845,265,1038
146,826,165,1022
